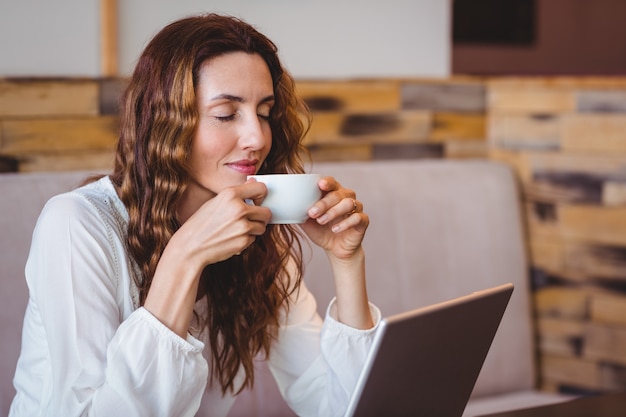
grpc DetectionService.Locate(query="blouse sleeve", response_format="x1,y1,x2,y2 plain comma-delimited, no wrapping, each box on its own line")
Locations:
20,192,208,417
267,275,381,417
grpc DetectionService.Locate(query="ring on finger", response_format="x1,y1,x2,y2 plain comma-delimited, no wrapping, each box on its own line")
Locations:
349,198,358,214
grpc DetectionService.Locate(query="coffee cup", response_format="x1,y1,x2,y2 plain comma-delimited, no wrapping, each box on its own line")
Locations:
247,173,322,224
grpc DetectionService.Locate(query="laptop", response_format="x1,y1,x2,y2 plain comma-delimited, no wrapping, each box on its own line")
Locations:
344,283,514,417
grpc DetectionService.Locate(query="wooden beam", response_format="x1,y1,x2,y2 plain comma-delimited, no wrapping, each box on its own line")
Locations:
534,286,589,320
0,80,99,117
561,113,626,153
1,116,118,154
540,354,604,391
100,0,118,76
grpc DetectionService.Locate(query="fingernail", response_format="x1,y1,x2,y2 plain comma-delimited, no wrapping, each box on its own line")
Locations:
309,206,319,216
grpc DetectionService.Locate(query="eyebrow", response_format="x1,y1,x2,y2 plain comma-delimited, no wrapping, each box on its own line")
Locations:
209,93,275,104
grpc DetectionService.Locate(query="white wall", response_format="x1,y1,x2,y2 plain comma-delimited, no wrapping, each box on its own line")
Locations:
0,0,451,79
0,0,100,77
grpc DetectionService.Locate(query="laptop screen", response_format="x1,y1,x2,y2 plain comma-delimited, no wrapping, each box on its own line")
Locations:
344,283,514,417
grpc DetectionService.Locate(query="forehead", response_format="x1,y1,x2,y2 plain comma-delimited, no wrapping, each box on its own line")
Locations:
195,52,273,98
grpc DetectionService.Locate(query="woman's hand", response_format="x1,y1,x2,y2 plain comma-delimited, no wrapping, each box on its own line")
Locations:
145,180,271,338
302,176,373,330
172,180,272,270
301,176,369,261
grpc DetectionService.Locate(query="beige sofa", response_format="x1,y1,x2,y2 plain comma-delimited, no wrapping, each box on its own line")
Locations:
0,159,571,416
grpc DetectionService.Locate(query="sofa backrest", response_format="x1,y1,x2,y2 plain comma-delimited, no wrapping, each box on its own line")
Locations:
0,160,535,417
306,160,535,396
229,160,536,416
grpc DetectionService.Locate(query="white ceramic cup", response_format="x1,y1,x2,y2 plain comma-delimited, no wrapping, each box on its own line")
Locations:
247,173,322,224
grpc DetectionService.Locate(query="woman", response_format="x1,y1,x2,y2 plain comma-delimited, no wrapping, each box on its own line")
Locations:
10,13,379,417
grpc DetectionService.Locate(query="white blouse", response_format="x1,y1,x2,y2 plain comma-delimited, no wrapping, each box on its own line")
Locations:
9,177,380,417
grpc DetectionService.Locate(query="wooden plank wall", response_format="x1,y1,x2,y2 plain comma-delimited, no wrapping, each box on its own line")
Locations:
297,78,486,161
488,77,626,394
0,79,121,172
0,77,486,172
3,75,626,395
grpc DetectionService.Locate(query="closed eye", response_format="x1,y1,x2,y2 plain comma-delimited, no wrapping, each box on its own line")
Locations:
215,114,236,122
258,102,274,121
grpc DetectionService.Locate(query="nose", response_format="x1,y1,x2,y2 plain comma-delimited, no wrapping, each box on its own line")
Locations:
239,113,270,150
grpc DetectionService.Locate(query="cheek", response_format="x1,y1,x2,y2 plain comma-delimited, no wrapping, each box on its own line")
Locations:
190,129,222,170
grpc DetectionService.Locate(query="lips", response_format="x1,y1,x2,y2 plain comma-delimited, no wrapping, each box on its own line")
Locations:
227,159,258,175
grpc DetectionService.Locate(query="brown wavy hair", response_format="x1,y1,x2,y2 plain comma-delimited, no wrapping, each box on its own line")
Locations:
109,13,311,394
